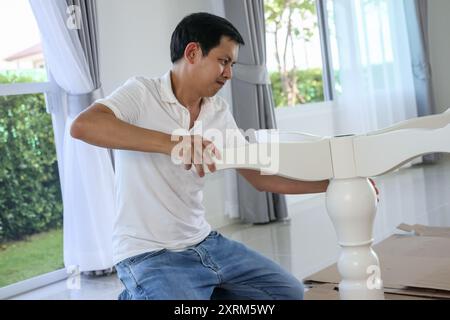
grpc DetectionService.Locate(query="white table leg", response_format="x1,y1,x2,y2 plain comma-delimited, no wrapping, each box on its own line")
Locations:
325,178,384,299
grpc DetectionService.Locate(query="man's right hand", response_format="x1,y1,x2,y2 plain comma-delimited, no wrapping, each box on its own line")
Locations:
369,178,380,203
170,135,221,177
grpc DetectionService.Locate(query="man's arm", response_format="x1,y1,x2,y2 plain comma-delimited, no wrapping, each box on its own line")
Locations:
238,169,329,194
238,169,380,200
70,103,174,154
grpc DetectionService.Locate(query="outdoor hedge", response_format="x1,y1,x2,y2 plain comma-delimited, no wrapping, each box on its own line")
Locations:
270,68,325,107
0,73,62,242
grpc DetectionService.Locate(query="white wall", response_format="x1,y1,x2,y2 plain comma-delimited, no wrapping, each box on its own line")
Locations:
97,0,210,94
429,0,450,114
96,0,238,228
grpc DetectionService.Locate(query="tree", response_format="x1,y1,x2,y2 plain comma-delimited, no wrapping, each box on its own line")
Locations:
265,0,317,106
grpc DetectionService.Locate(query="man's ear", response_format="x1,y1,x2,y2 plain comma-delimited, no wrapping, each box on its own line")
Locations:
184,42,201,64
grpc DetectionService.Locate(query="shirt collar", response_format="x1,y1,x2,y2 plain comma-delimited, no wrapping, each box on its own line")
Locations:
159,71,178,104
159,70,214,108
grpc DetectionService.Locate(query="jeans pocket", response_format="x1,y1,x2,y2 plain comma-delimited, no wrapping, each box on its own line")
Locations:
128,249,167,265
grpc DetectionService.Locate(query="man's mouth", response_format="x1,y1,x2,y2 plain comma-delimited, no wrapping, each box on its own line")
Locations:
216,81,225,86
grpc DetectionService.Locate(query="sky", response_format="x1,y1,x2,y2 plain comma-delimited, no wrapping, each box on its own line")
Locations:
0,0,42,69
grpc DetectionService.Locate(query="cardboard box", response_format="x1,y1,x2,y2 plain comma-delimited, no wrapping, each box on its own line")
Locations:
304,224,450,300
304,283,432,300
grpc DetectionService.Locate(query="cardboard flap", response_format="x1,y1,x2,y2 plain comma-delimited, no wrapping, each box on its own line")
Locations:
397,223,450,238
305,284,339,300
305,284,434,300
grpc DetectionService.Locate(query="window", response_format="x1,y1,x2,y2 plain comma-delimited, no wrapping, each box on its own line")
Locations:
265,0,335,108
0,0,64,290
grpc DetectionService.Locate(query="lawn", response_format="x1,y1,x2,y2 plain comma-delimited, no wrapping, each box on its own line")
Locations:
0,228,64,287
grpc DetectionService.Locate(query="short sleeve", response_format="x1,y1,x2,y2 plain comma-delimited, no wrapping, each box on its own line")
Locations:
95,77,145,124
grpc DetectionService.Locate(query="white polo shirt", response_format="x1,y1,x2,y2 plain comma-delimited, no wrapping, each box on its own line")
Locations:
95,71,246,264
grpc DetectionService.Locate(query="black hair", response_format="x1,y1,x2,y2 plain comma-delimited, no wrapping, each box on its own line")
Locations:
170,12,245,63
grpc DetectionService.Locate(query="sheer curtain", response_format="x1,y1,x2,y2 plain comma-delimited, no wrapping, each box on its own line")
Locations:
29,0,115,272
328,0,418,135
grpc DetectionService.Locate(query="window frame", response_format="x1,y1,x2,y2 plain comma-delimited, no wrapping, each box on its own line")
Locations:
0,269,68,299
0,81,51,96
316,0,335,101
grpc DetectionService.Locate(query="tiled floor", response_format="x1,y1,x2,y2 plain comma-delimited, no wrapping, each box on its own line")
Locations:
11,156,450,300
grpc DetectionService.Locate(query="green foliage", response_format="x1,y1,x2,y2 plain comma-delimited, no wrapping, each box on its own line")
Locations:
0,73,62,242
270,68,324,107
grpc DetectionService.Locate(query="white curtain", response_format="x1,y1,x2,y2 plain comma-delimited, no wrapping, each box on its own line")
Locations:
29,0,115,271
328,0,418,135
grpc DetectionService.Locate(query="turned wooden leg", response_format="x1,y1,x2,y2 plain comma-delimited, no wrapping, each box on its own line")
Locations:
325,178,384,300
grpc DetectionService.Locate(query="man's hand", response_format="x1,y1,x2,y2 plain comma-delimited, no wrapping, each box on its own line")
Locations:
368,178,380,202
171,135,221,177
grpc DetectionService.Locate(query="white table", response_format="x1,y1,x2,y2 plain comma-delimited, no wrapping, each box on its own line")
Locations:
213,108,450,300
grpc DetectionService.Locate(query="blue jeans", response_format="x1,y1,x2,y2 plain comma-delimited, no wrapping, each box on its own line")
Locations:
115,231,304,300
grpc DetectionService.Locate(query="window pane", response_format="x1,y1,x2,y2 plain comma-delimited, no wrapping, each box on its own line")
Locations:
0,0,48,83
0,89,63,287
265,0,325,107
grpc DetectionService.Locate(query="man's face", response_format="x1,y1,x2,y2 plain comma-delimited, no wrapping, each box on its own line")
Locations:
190,36,239,97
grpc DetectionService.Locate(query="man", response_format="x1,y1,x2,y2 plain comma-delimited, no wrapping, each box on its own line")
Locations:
70,12,334,300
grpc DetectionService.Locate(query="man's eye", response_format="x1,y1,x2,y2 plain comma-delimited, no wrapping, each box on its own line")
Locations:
219,60,227,65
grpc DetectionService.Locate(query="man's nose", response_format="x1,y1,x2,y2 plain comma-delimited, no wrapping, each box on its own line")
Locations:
223,65,232,79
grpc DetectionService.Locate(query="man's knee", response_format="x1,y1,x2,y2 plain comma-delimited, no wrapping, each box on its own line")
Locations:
272,271,304,300
285,279,304,300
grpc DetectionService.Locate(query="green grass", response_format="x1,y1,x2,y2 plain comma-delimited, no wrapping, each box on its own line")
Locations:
0,228,63,287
